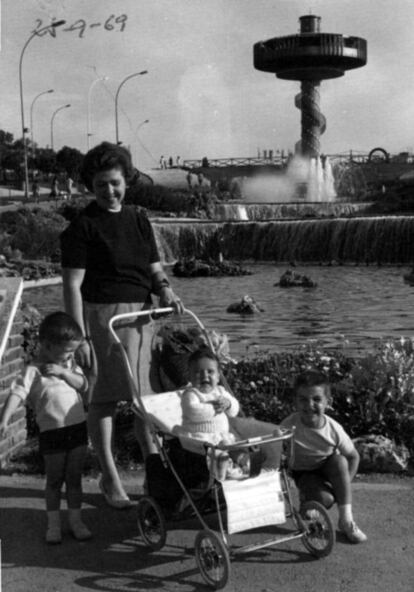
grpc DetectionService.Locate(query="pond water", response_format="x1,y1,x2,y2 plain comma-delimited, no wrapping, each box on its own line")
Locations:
22,264,414,359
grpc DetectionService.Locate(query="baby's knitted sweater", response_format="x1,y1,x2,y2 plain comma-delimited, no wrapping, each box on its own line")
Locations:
181,385,239,437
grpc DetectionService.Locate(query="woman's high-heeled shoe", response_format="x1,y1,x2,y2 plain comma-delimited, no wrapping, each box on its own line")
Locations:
98,478,133,509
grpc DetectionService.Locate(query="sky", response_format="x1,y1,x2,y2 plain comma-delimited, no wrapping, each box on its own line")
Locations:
1,0,414,170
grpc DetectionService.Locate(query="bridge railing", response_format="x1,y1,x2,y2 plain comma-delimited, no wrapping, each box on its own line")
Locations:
183,155,288,168
183,152,413,169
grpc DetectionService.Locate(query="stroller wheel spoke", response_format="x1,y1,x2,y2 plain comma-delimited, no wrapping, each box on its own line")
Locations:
299,500,335,558
137,496,167,551
195,529,230,589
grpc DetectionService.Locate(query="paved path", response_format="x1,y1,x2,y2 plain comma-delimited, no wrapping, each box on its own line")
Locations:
1,473,414,592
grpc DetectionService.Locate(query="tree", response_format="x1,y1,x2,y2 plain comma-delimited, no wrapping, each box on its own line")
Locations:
0,130,14,146
33,147,56,175
56,146,84,179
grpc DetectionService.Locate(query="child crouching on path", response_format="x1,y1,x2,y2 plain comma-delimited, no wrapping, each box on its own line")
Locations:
0,312,91,544
281,369,367,544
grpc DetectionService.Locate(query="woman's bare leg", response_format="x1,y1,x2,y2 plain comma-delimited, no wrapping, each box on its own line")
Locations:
87,402,128,498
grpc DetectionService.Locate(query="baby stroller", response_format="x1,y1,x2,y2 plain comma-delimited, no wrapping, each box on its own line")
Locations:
108,307,335,590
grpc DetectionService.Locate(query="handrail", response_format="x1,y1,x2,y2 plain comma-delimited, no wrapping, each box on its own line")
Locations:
0,278,24,365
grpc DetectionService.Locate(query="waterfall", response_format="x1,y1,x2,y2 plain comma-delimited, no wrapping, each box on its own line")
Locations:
214,203,249,220
213,202,371,220
152,221,220,263
153,216,414,264
237,205,249,220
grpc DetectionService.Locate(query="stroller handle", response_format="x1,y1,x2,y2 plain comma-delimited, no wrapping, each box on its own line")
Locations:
108,306,207,344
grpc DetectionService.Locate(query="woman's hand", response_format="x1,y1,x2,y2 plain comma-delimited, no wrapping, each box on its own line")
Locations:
76,340,92,369
159,286,184,314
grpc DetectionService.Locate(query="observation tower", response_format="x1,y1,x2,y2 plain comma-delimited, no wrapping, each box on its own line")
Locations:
253,15,367,158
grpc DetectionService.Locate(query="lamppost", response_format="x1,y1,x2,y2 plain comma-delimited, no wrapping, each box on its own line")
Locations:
136,119,149,134
87,76,108,151
134,119,149,164
50,104,71,150
30,88,54,156
19,19,66,199
115,70,148,144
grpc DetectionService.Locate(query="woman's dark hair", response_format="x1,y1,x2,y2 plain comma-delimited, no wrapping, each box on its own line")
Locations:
294,369,330,396
80,141,134,192
188,347,219,368
39,311,83,345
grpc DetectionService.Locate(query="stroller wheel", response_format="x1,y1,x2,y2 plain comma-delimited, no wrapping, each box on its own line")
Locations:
137,496,167,551
195,529,230,589
299,500,335,558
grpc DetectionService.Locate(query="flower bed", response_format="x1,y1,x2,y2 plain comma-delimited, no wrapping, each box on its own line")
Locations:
17,305,414,469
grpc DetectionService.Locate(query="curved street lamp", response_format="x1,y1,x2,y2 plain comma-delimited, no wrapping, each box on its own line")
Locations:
135,118,149,135
134,119,149,164
50,104,71,150
87,76,108,151
19,19,66,198
30,89,54,156
115,70,148,144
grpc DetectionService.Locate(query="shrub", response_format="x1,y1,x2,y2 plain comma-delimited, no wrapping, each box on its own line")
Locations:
57,196,90,221
223,341,353,424
0,207,67,262
125,184,189,213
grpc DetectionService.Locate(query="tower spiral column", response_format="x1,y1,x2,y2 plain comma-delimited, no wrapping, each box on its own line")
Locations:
254,14,367,158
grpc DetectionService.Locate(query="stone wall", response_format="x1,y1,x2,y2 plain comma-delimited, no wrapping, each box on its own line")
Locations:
0,278,26,468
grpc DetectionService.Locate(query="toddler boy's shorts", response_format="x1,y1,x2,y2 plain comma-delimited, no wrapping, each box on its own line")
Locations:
39,421,88,455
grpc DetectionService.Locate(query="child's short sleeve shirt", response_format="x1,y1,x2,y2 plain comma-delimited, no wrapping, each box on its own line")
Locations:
280,412,355,471
10,361,86,432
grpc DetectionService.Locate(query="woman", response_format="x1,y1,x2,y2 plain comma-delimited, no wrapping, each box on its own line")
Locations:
60,142,183,508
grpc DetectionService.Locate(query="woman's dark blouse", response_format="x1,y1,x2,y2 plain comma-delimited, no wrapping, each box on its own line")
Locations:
60,202,160,303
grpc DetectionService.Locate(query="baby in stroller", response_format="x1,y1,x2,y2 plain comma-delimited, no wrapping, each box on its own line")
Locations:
176,348,250,479
146,346,283,513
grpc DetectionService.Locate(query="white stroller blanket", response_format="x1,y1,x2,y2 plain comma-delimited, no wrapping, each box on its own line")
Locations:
221,470,285,534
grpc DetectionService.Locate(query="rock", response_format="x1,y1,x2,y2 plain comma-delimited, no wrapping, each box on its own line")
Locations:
403,270,414,285
173,258,252,278
277,269,317,288
353,434,409,473
227,295,263,314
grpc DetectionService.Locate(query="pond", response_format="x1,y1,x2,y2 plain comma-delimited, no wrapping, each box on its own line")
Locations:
22,263,414,359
